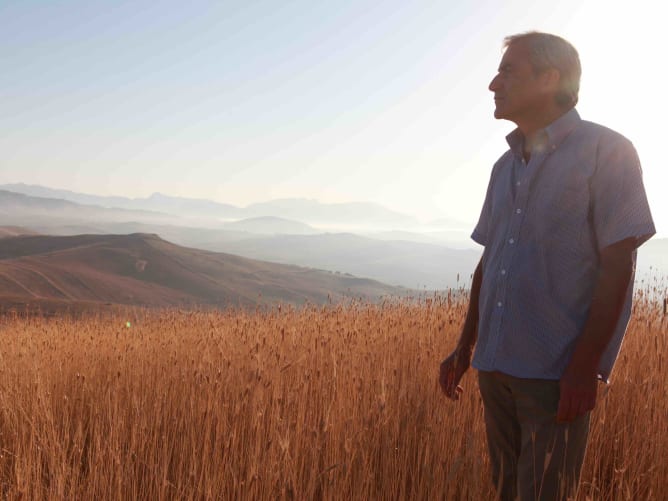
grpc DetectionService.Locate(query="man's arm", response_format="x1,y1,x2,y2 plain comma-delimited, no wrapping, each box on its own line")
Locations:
557,237,636,422
439,257,483,400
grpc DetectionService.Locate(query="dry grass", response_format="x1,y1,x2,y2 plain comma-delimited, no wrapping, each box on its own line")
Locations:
0,287,665,500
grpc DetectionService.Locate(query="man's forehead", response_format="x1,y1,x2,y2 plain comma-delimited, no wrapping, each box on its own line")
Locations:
499,41,531,67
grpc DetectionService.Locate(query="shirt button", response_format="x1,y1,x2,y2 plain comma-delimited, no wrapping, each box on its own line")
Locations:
516,208,522,214
501,269,506,275
497,302,503,307
509,238,515,244
516,181,521,186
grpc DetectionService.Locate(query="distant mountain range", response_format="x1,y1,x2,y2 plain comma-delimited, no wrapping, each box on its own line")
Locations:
0,232,405,314
0,189,174,225
0,183,423,228
0,184,239,219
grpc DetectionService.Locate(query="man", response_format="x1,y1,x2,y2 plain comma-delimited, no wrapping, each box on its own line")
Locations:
439,32,655,501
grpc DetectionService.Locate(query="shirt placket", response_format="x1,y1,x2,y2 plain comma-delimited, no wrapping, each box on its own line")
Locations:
482,152,545,365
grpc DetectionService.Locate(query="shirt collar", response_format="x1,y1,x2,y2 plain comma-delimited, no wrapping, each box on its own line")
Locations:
506,108,582,158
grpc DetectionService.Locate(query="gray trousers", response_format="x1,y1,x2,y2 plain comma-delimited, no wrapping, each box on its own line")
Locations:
477,370,590,501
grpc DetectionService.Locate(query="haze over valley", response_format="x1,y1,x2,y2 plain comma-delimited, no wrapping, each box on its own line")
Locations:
1,184,665,313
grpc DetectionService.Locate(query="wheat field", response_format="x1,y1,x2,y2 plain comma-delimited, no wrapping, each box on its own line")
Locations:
0,287,666,500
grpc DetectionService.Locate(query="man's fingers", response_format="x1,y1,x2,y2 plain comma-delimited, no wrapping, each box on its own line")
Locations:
577,399,591,418
439,354,469,401
556,392,573,423
558,372,598,421
447,378,463,399
558,391,596,423
439,366,451,393
580,393,596,416
446,385,463,401
439,369,463,400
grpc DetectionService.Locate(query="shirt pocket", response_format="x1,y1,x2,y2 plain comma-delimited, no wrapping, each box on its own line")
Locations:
536,173,591,244
557,182,589,215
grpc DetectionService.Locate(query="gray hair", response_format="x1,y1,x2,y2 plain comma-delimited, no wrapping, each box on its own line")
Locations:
504,32,581,109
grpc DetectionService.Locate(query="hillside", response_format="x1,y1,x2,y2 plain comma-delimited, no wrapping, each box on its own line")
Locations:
0,233,405,313
0,226,39,238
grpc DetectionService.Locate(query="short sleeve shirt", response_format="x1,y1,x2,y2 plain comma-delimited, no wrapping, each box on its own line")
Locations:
471,108,655,381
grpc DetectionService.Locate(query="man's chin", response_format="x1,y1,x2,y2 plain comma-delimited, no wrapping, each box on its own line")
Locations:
493,107,512,120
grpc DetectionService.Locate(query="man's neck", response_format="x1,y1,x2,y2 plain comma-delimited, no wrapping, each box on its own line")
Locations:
518,107,571,162
522,133,544,162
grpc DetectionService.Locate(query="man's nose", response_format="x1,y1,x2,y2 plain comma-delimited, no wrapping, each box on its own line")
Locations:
489,74,501,92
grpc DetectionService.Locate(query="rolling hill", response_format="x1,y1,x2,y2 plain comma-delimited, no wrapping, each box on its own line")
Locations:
0,233,406,314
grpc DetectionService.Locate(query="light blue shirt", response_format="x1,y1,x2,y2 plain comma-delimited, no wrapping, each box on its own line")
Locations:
471,109,655,382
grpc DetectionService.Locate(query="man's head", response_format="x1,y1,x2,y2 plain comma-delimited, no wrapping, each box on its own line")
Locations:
489,32,581,127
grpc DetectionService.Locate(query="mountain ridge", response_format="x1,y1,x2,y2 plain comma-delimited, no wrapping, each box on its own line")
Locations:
0,183,420,227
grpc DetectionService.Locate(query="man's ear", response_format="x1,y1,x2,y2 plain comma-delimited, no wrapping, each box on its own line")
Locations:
541,68,561,92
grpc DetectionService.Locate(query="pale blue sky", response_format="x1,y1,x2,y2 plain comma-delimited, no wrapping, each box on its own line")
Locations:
1,0,665,233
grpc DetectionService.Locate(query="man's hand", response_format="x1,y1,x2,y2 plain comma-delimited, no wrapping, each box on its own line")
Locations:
557,362,598,423
439,258,481,401
439,348,471,401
